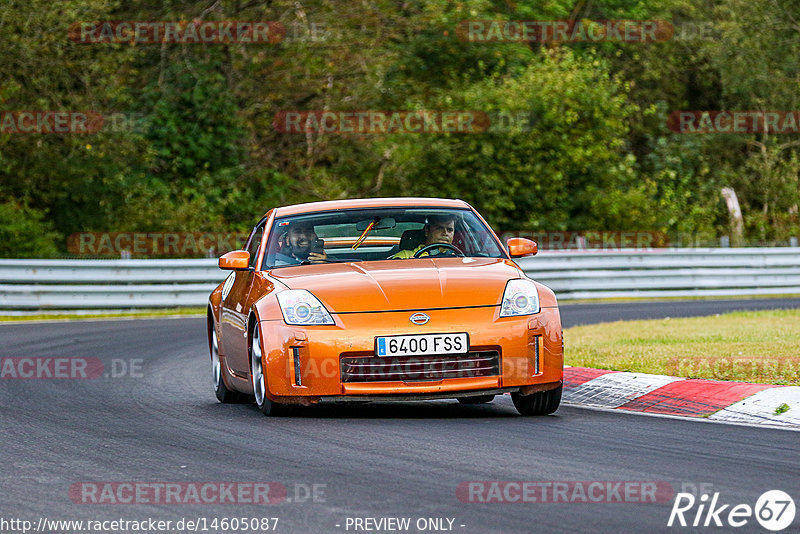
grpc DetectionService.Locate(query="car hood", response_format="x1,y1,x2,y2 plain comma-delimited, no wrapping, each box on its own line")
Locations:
268,258,523,312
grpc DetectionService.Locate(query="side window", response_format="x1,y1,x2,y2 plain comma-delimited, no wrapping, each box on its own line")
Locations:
246,223,265,269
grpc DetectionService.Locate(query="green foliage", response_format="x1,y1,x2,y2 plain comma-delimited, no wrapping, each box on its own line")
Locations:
0,0,798,256
0,202,60,257
383,48,639,231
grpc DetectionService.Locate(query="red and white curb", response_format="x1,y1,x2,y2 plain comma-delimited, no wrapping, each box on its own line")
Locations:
562,366,800,428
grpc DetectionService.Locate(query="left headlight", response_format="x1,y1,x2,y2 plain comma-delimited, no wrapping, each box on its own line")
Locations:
276,289,335,325
500,279,540,317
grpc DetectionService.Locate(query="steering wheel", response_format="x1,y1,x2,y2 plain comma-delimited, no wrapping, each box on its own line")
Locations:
413,243,464,258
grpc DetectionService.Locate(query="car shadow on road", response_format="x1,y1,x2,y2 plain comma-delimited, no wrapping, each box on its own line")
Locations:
200,395,565,420
242,398,545,419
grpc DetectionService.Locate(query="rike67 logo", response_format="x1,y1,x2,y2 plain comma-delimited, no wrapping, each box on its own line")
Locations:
668,490,795,531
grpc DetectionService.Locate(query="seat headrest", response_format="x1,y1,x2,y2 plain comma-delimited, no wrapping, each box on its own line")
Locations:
399,229,426,250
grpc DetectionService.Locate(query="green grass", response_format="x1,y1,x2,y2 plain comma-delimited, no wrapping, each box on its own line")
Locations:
0,307,206,322
564,309,800,385
775,403,791,415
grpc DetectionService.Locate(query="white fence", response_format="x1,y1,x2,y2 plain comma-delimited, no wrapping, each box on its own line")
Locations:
1,248,800,309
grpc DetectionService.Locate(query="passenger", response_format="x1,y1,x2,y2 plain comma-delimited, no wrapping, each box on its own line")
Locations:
274,222,329,265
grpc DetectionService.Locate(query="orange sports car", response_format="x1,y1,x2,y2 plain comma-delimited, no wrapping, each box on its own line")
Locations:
206,197,563,416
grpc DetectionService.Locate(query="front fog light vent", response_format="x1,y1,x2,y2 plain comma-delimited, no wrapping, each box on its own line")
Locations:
292,347,302,386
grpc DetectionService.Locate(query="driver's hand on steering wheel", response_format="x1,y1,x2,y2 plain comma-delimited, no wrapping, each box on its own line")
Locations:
413,242,464,258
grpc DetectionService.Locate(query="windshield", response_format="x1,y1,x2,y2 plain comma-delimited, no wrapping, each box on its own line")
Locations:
262,207,506,269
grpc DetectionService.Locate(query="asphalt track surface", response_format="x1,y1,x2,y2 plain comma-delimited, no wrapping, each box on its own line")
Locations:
1,298,799,534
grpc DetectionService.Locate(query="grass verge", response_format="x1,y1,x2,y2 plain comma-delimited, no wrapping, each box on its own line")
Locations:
559,293,800,305
564,309,800,385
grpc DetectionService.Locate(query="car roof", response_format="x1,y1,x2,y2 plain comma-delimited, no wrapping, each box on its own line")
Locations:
270,197,471,218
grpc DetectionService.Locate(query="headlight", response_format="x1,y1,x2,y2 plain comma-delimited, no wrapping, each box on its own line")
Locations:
500,279,540,317
276,290,335,325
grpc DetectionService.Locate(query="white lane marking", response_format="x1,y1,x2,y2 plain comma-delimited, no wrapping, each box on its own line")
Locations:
708,386,800,427
564,372,683,408
562,402,800,432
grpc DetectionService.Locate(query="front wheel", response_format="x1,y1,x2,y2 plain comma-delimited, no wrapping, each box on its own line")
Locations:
512,386,561,416
250,325,290,416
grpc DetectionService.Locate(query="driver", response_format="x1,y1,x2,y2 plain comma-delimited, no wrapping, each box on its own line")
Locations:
274,221,329,265
392,214,457,259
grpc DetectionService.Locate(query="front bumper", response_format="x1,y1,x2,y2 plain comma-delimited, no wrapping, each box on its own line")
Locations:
257,305,562,402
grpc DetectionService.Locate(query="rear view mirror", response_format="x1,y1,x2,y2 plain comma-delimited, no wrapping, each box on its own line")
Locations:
507,238,537,257
219,250,251,270
356,217,396,231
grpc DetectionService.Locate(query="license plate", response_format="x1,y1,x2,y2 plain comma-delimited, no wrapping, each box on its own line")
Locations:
375,333,469,357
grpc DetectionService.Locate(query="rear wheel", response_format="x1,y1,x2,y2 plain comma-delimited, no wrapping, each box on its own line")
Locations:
251,325,290,416
512,386,562,416
457,395,495,404
211,326,243,403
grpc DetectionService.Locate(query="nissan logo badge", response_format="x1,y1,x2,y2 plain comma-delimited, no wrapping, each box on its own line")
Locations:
410,312,430,325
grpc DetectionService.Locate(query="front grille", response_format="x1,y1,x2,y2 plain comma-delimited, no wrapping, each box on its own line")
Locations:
340,351,500,383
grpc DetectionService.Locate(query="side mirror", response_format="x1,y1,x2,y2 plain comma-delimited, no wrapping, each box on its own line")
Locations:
219,250,251,270
507,237,537,257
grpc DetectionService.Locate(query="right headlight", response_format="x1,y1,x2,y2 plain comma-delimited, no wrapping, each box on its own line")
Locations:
500,279,540,317
276,289,335,325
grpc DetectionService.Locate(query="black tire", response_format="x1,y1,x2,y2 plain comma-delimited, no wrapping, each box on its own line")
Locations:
210,323,244,403
250,323,291,416
457,395,495,404
512,386,562,416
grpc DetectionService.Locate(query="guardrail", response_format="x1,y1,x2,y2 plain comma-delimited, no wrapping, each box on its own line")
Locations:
1,248,800,309
0,259,220,309
516,248,800,299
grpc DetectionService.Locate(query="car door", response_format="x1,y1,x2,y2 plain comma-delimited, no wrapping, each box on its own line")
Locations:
220,220,265,375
